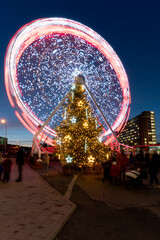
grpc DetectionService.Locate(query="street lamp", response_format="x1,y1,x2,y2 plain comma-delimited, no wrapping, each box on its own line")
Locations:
1,119,7,152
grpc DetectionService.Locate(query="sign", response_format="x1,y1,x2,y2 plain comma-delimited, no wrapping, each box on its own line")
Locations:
0,136,8,145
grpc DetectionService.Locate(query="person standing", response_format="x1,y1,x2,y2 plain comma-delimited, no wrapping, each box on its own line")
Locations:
16,147,24,182
2,155,13,183
148,150,160,188
0,153,3,181
117,150,128,183
42,152,50,176
109,158,120,185
129,152,136,168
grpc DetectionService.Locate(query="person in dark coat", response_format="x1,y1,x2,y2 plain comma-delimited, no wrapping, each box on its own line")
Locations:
0,153,3,180
2,156,12,183
129,152,136,168
148,150,160,188
16,147,24,182
135,150,145,166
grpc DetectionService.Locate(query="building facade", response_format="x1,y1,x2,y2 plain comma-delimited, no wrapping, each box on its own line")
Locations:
118,111,157,146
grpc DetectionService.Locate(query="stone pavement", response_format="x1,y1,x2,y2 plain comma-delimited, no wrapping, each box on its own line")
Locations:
0,158,76,240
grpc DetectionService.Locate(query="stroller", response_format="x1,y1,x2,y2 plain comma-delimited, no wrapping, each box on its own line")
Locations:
125,167,148,189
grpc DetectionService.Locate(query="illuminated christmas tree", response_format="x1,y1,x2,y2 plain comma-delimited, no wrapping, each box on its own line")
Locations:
56,75,107,166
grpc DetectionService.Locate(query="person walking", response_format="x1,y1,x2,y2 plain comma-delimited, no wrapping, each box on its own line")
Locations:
2,155,13,183
42,152,50,176
16,147,24,182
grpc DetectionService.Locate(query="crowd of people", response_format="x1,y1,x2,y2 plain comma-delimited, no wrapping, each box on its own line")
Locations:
0,146,160,190
102,149,160,189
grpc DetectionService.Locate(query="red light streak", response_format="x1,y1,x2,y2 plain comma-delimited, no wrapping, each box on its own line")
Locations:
5,18,131,144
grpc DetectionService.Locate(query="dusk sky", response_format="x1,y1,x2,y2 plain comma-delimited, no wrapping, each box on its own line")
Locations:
0,0,160,146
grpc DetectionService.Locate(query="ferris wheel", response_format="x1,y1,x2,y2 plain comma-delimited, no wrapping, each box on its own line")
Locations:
5,18,131,146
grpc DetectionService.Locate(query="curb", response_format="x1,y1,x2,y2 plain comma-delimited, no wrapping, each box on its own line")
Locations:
35,168,77,240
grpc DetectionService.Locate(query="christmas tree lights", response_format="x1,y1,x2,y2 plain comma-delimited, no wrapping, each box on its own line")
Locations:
56,75,107,166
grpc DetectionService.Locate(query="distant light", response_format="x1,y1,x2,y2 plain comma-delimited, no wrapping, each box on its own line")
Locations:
64,135,71,141
88,155,95,164
1,119,6,124
57,139,61,145
83,122,88,128
71,84,76,90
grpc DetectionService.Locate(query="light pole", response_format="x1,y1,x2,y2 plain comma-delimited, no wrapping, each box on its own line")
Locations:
1,119,7,153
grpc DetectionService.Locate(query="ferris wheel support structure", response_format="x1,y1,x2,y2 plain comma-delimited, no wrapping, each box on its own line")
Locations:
31,91,70,157
78,76,119,144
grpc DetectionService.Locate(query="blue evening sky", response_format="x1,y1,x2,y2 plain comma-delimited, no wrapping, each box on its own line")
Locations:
0,0,159,145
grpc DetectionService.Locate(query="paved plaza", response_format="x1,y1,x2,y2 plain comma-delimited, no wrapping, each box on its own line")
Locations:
1,158,160,240
77,174,160,215
0,158,76,240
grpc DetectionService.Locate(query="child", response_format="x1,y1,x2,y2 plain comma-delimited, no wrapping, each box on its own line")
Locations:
2,156,13,183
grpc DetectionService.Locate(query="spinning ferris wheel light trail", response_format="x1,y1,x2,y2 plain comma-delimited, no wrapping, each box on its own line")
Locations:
4,18,131,146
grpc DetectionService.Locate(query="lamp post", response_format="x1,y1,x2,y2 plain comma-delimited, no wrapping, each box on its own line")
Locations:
1,119,7,153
